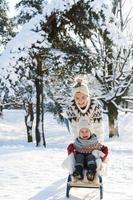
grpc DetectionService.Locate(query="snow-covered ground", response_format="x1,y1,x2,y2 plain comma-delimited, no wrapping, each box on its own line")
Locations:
0,109,133,200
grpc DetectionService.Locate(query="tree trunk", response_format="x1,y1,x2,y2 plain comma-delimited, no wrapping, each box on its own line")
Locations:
24,101,34,142
35,53,46,147
107,101,119,137
0,104,3,116
0,97,3,117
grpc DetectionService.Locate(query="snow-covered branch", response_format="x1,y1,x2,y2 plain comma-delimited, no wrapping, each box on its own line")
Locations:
112,100,133,113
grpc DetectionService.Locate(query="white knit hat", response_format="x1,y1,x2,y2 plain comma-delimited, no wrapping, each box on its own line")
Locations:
78,118,92,133
72,78,89,97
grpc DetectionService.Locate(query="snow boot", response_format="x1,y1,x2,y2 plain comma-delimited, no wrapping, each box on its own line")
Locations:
73,165,84,180
86,169,96,181
86,162,97,181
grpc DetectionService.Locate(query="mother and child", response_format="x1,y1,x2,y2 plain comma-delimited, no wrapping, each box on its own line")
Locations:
64,77,109,181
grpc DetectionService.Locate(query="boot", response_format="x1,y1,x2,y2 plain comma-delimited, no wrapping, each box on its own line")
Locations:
87,163,96,181
73,165,84,180
86,169,95,181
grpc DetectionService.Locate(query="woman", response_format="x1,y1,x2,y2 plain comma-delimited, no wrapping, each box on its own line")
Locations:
65,78,104,141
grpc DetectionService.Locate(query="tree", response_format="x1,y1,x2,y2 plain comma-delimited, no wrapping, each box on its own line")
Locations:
15,0,44,25
99,0,133,137
23,84,35,143
0,0,15,49
0,0,15,116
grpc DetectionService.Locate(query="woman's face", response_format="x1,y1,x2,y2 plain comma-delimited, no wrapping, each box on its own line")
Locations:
74,92,88,108
79,128,91,140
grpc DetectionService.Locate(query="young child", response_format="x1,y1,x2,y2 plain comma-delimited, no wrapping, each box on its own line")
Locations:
65,78,104,141
67,119,108,181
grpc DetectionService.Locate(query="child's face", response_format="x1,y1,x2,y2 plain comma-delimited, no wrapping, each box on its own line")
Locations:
74,92,88,108
79,128,91,140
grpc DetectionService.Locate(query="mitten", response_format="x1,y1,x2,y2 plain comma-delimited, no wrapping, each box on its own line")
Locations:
101,145,108,161
67,143,75,155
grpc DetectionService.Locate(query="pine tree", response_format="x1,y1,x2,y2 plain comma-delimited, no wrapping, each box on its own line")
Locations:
15,0,44,25
0,0,14,49
0,0,15,115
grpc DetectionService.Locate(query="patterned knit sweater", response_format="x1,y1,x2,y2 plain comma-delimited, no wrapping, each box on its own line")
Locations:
66,98,104,141
73,134,103,154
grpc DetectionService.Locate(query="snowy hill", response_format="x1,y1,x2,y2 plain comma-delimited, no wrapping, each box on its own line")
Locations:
0,109,133,200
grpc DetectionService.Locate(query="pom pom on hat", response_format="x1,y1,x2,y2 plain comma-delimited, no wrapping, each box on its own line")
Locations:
78,118,92,133
72,78,89,97
74,78,83,87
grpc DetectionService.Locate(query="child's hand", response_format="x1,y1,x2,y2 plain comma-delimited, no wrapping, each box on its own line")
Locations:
101,145,108,161
67,143,75,155
101,155,107,161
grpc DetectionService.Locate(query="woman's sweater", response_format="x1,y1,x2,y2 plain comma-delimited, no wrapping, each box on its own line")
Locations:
66,99,104,141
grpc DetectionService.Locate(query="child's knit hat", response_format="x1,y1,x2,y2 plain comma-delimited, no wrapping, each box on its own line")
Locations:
72,78,89,97
78,118,92,133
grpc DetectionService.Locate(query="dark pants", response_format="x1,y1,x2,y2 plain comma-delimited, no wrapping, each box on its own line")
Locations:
74,152,97,173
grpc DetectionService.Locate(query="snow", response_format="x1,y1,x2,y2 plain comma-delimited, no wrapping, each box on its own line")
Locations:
0,109,133,200
7,0,20,17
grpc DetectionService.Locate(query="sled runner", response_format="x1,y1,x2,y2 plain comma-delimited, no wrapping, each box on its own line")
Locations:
66,171,103,199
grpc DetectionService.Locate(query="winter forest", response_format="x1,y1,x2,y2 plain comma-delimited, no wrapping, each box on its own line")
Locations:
0,0,133,200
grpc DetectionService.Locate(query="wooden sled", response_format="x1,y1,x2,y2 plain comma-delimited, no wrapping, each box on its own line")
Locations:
66,172,103,199
63,151,108,199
